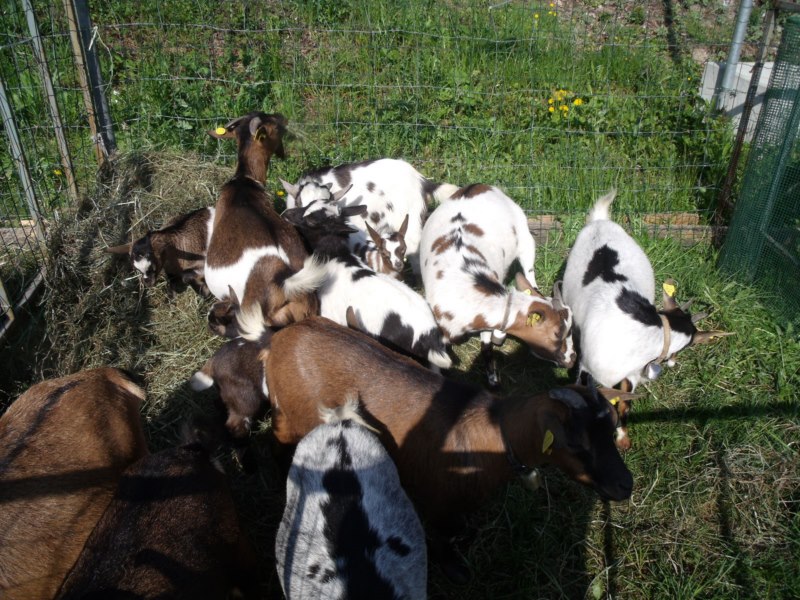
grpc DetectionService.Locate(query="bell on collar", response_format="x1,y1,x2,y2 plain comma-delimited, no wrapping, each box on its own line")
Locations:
645,362,663,380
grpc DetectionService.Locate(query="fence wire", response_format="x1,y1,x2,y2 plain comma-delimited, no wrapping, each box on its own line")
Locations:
0,0,785,332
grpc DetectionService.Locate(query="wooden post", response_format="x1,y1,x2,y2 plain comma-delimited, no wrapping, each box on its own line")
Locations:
22,0,80,204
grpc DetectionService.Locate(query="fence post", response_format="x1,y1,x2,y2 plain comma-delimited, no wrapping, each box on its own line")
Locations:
64,0,116,165
22,0,80,205
0,76,46,241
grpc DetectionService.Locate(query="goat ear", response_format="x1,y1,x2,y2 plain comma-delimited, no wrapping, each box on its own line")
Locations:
331,184,353,204
280,179,300,200
365,222,383,247
345,306,361,330
662,279,679,311
549,388,588,411
341,205,368,219
692,330,734,346
398,214,409,237
106,243,132,254
514,272,538,295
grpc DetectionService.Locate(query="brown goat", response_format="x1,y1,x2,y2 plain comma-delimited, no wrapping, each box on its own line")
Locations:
205,112,322,331
263,317,633,532
107,206,214,297
189,337,268,438
55,432,258,599
0,368,148,600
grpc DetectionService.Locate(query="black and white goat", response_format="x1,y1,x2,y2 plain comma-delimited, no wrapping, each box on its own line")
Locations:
258,204,452,370
280,158,458,273
107,207,214,297
420,184,575,386
275,398,427,600
562,190,731,446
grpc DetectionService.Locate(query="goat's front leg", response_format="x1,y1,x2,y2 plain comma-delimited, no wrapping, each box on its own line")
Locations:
613,378,633,451
480,330,500,389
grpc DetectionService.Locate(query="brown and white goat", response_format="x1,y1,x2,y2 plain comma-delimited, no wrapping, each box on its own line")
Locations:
420,184,575,387
205,112,323,330
0,368,148,600
263,318,632,536
107,206,214,297
55,428,257,600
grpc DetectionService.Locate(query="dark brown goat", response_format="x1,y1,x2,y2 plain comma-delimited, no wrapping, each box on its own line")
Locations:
107,206,214,297
0,368,148,600
55,432,258,600
205,112,322,331
189,337,268,438
263,317,633,534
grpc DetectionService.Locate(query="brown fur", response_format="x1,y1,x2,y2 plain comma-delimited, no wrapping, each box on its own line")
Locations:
195,339,269,438
242,255,320,328
264,318,631,531
0,368,148,600
450,183,493,199
55,443,257,599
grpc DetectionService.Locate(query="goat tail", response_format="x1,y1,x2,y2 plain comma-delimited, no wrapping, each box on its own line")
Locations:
236,300,268,343
189,360,215,391
282,254,329,300
430,182,460,205
427,349,453,370
587,189,617,223
319,394,380,434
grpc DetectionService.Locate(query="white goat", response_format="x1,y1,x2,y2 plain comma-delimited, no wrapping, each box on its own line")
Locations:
562,190,731,446
280,158,458,273
275,398,427,600
420,184,575,386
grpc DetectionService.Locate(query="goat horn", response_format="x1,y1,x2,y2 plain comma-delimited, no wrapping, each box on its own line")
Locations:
331,184,353,204
280,178,300,199
345,306,360,330
690,311,708,324
680,299,693,312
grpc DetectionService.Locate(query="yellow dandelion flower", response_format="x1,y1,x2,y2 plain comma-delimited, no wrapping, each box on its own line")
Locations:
276,190,286,197
560,105,569,112
548,98,554,104
53,169,62,176
549,2,555,7
534,13,539,19
573,98,583,106
548,106,555,113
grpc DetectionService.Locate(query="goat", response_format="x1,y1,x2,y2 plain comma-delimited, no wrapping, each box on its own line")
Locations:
252,207,451,370
283,184,409,280
420,183,575,387
561,190,732,447
106,206,214,297
205,112,324,329
262,317,633,577
55,426,258,600
275,399,427,600
280,158,458,273
189,337,268,439
0,368,148,600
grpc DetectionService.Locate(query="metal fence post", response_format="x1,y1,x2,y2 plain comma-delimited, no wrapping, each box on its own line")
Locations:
22,0,80,205
0,76,46,241
64,0,116,165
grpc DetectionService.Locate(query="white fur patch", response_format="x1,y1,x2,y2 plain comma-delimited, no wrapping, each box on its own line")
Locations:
189,371,214,391
205,246,290,301
133,257,152,275
261,375,269,400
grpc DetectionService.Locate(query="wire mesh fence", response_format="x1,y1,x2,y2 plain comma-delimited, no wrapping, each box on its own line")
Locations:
720,13,800,324
0,0,789,334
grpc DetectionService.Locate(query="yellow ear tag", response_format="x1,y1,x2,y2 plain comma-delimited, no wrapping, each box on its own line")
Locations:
215,127,227,135
542,430,554,455
609,396,620,406
663,282,676,297
523,289,532,295
527,313,541,326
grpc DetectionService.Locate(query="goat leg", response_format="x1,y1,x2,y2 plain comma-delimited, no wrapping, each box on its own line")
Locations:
480,330,500,389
